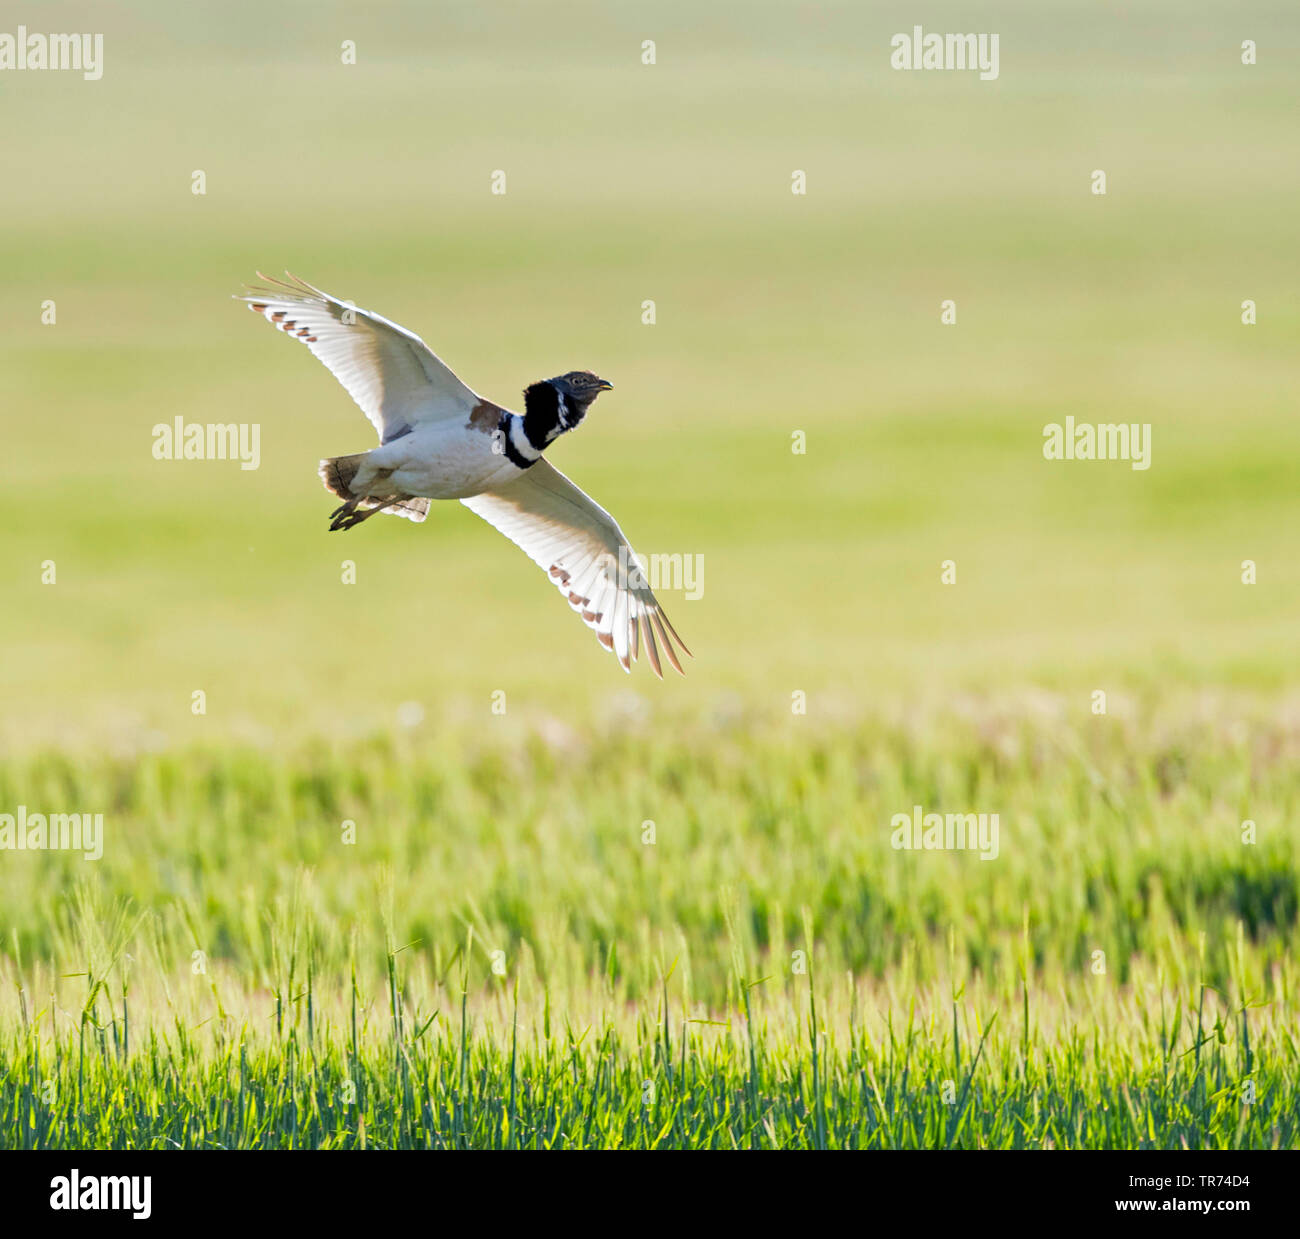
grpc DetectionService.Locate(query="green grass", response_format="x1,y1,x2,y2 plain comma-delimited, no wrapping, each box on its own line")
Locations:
3,703,1298,1148
6,963,1292,1150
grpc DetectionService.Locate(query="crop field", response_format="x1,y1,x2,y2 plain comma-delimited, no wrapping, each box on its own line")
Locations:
4,709,1300,1149
1,1,1298,1152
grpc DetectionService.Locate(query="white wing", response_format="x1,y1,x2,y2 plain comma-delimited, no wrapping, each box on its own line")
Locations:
462,461,690,676
236,272,483,443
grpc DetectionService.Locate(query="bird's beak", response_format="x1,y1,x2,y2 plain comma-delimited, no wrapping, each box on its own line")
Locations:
596,380,614,391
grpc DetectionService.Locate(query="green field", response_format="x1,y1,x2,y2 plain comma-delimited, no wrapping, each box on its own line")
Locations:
4,710,1300,1148
1,1,1298,1149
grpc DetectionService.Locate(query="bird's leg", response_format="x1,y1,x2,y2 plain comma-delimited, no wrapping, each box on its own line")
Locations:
329,497,399,532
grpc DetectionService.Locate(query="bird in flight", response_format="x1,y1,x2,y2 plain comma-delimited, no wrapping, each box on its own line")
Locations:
237,273,689,676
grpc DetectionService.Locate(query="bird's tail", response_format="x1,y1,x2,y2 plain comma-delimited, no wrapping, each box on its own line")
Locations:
318,452,430,524
318,452,368,500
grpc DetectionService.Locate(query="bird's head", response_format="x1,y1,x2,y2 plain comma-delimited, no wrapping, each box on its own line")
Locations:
552,370,613,418
521,370,613,445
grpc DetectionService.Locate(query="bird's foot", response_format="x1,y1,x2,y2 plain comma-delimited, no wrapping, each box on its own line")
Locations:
328,497,398,532
328,498,364,531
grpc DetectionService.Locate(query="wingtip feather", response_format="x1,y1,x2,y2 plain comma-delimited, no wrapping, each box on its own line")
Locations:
658,608,692,659
639,611,664,679
649,610,684,676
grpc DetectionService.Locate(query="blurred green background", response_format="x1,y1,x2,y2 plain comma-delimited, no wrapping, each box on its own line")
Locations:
2,1,1299,1151
1,0,1297,748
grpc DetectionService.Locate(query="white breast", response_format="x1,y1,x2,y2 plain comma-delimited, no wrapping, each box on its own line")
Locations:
371,420,523,500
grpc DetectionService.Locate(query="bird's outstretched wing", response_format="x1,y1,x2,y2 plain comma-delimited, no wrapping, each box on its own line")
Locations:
236,272,482,443
461,461,691,676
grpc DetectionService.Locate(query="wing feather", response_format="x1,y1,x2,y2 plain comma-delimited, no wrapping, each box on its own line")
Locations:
461,460,690,676
236,272,482,442
639,609,663,678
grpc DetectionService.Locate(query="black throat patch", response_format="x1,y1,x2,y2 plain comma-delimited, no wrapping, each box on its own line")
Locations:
522,381,562,449
523,380,587,449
